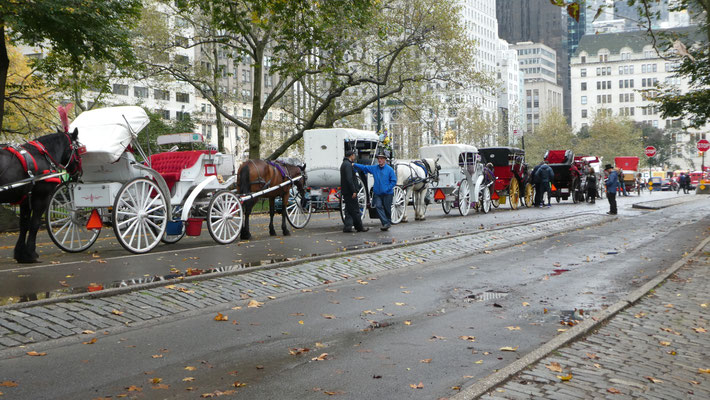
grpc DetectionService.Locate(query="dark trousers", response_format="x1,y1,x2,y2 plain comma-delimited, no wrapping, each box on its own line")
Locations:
535,181,551,206
372,193,393,226
343,195,364,231
587,185,596,203
607,192,617,214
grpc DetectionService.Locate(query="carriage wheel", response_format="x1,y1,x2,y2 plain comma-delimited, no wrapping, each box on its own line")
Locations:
523,183,534,207
286,186,312,229
340,176,367,223
572,178,580,204
206,190,242,244
162,206,186,244
46,181,100,253
442,200,452,214
509,178,519,210
457,179,471,216
390,186,406,224
480,185,492,214
113,178,167,254
413,188,429,218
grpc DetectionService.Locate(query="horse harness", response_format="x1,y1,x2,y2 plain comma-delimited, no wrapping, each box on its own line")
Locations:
249,160,297,192
399,160,436,192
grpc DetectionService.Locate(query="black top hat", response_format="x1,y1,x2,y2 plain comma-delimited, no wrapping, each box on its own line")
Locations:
604,164,613,170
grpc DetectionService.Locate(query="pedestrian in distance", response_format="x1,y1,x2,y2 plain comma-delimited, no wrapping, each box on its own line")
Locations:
618,168,629,196
531,161,543,207
676,173,684,194
586,167,597,204
604,164,619,215
340,150,369,233
535,161,554,208
682,173,691,194
354,150,397,231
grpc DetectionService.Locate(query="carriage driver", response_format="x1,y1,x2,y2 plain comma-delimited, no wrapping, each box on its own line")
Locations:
340,150,369,233
354,149,397,231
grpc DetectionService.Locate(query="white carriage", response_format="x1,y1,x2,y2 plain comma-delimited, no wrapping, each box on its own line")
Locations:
419,144,489,216
44,106,245,254
304,128,398,223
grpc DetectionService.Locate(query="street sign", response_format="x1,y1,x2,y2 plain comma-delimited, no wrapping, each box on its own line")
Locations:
644,146,657,157
697,139,710,152
513,129,521,137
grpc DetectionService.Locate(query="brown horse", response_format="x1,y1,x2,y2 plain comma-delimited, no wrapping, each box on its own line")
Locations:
236,159,307,240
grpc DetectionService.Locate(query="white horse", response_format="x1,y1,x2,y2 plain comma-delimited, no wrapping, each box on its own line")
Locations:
394,158,439,222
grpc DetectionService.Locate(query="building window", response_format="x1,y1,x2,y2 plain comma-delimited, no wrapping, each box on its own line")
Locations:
242,69,251,83
174,55,189,65
157,109,170,119
176,111,190,121
581,56,586,63
581,96,587,105
112,84,128,96
134,86,148,98
580,68,587,77
154,89,170,101
581,109,587,118
581,82,587,91
597,81,601,90
176,92,189,103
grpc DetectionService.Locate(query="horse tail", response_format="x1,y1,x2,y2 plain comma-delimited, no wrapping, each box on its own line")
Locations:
238,162,251,196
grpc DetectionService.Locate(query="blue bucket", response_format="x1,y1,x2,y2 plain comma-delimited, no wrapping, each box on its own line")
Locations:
166,220,184,235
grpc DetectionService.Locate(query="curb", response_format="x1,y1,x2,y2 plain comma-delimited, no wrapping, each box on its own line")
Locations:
632,194,701,210
0,212,602,311
450,228,710,400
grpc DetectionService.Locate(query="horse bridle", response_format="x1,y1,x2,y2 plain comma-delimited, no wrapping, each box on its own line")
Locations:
62,132,84,178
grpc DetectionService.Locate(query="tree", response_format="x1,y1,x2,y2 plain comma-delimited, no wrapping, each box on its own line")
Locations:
0,0,142,132
137,109,197,159
577,114,642,164
524,110,576,164
638,123,674,168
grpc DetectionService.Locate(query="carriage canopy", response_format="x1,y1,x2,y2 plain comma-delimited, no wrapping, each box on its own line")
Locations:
70,106,149,163
419,144,478,168
479,147,524,167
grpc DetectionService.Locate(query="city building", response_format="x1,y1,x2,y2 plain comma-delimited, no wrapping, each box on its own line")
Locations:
570,26,706,170
496,39,524,146
496,0,570,119
512,42,563,135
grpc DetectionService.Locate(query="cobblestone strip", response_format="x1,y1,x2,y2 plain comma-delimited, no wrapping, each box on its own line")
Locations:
0,214,607,352
479,242,710,399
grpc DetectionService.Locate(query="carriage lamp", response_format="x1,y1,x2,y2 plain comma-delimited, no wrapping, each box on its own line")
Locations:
204,164,217,176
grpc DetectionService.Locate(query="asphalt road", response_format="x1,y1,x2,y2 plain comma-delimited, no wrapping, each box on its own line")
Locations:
0,191,685,305
0,193,706,399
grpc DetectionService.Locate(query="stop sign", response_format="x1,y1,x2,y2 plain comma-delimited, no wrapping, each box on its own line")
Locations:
644,146,657,157
697,139,710,152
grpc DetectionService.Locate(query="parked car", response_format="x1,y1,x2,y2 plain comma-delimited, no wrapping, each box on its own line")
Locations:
649,177,663,191
661,178,678,191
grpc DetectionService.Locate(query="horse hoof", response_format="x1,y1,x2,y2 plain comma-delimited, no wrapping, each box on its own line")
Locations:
240,233,252,241
283,231,291,236
269,230,278,236
16,258,40,264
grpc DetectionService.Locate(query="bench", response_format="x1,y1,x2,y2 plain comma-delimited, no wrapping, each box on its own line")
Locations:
148,150,214,190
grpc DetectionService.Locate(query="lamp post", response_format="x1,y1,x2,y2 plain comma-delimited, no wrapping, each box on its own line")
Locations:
376,55,384,134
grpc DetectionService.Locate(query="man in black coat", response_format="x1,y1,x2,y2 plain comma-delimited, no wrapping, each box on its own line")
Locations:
531,162,543,207
340,150,368,233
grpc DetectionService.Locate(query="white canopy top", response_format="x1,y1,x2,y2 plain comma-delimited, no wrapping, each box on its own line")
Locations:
157,133,204,145
70,106,149,163
304,128,379,143
419,144,478,168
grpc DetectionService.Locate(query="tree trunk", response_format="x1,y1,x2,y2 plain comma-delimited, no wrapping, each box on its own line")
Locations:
216,111,224,153
0,24,10,133
249,43,265,159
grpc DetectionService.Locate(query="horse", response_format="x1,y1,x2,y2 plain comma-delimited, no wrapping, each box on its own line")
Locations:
0,129,83,263
394,158,439,222
237,159,307,240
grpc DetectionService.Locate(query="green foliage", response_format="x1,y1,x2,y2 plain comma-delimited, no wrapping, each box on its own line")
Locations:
639,123,674,168
137,109,197,158
524,110,575,164
576,114,642,163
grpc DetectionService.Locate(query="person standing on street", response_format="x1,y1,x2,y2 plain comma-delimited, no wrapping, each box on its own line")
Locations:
586,168,597,204
605,164,619,215
531,162,543,207
354,150,397,231
340,150,369,233
536,161,554,208
676,173,685,194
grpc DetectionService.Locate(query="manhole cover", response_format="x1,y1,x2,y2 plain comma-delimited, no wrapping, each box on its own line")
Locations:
466,290,509,302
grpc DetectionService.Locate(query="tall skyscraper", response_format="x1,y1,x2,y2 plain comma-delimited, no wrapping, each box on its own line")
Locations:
496,0,570,120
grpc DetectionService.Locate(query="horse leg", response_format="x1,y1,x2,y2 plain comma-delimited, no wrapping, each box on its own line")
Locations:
416,188,427,221
25,195,49,262
402,187,411,223
281,193,290,236
14,200,31,263
268,198,277,236
240,200,253,240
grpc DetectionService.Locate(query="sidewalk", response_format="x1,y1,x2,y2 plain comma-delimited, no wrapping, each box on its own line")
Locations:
474,236,710,399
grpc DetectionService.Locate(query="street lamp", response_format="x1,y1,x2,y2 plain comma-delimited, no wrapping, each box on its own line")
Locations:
376,55,386,134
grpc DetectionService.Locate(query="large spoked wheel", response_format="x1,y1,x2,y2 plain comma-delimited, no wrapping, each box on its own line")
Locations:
162,206,186,244
480,185,492,214
286,186,312,229
458,179,471,216
572,178,580,204
442,199,452,214
413,188,429,218
113,178,168,254
524,183,534,208
207,190,242,244
340,176,367,223
46,181,100,253
390,186,406,224
509,178,519,210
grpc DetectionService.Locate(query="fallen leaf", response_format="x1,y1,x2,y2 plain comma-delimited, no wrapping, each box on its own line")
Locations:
586,353,599,360
83,338,97,345
557,374,573,381
82,330,95,334
506,326,521,331
298,320,304,325
362,310,376,315
395,302,406,306
420,359,432,363
267,296,276,300
356,280,368,285
659,341,671,346
664,303,674,308
126,385,142,392
459,336,476,342
410,382,424,389
522,302,530,307
325,289,338,293
645,376,663,383
290,312,305,316
474,360,483,364
151,354,163,359
301,289,312,293
289,348,310,355
698,368,710,374
321,314,336,319
185,366,196,371
500,346,518,352
594,363,601,369
233,382,247,387
214,313,228,321
247,300,263,308
255,365,264,370
111,309,124,316
693,327,707,333
26,351,47,356
545,362,563,373
183,377,195,382
0,381,18,388
451,386,461,390
404,320,412,325
311,353,328,361
151,378,162,384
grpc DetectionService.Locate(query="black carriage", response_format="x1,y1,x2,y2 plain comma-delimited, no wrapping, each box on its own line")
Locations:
543,150,583,203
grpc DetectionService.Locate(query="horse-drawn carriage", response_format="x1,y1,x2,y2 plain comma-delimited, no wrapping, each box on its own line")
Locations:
543,149,583,203
419,144,490,216
478,147,530,209
615,156,640,194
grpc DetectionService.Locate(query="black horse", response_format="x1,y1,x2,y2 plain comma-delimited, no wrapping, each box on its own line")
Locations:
0,129,83,263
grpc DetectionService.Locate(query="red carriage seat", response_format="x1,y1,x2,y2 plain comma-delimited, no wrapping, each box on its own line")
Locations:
148,150,213,190
545,150,572,164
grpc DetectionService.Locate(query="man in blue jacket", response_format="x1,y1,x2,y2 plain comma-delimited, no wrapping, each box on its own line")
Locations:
354,151,397,231
604,164,619,215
